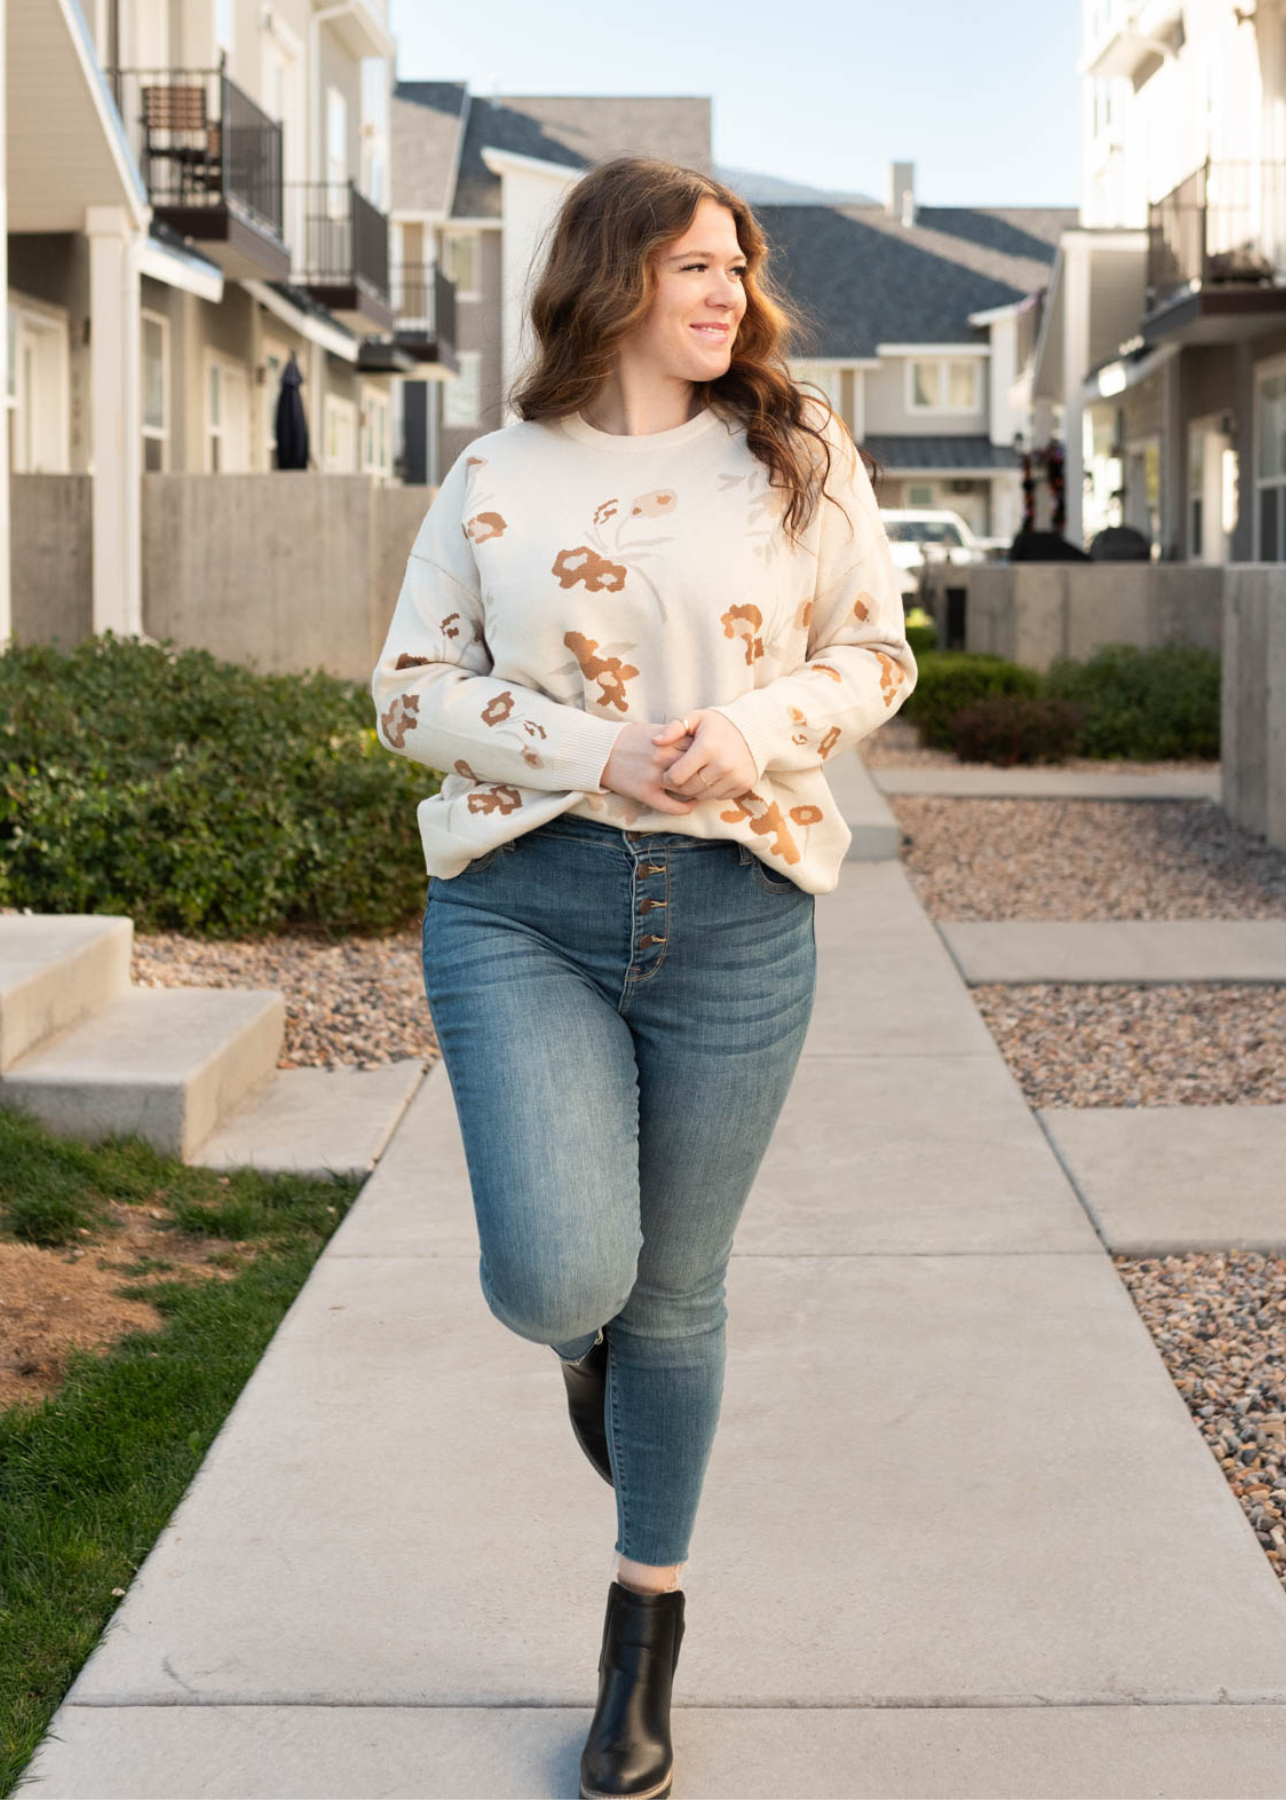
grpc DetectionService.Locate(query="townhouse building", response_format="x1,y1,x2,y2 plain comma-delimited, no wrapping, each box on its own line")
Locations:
753,165,1073,541
389,84,713,483
388,98,1067,535
1034,0,1286,558
4,0,456,646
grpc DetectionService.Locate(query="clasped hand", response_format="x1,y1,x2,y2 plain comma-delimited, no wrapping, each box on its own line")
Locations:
600,710,758,815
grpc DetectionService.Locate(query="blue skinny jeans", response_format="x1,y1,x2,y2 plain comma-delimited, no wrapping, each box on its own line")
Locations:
421,813,816,1567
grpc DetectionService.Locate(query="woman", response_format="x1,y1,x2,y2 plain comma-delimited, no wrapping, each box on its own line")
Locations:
372,155,917,1800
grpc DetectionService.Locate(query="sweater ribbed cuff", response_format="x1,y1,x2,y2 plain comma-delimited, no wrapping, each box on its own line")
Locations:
554,712,629,793
707,692,789,783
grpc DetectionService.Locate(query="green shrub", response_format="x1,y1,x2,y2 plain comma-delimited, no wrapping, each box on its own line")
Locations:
1043,642,1221,760
0,632,436,937
904,607,937,657
901,651,1043,750
950,694,1087,766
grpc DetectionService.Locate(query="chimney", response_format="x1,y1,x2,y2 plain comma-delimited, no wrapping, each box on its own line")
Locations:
888,161,916,226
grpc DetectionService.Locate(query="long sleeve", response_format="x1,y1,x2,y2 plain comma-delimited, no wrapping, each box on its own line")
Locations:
707,407,918,779
371,447,628,793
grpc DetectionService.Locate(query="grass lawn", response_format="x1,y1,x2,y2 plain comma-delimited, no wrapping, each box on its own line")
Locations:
0,1104,364,1797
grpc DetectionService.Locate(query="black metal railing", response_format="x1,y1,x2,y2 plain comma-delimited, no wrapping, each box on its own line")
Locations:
108,60,283,239
1148,158,1286,308
285,180,390,301
390,262,457,341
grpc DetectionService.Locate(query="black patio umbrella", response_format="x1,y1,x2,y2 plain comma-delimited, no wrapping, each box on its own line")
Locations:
274,349,309,470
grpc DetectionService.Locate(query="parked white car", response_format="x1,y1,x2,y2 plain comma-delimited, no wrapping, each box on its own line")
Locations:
880,508,984,597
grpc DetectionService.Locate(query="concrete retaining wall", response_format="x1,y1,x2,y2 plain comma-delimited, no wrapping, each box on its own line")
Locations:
9,475,93,649
922,564,1224,672
141,475,434,686
1222,568,1286,853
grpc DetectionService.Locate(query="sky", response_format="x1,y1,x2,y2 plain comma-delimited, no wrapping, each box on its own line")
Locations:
388,0,1084,210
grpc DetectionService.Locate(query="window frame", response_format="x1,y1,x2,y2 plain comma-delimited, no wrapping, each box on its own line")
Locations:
443,348,481,429
359,381,390,476
324,391,358,472
441,230,481,303
140,307,170,473
905,354,982,416
1253,352,1286,561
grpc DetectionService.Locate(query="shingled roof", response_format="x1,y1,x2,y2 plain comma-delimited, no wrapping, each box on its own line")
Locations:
753,202,1075,358
393,85,712,219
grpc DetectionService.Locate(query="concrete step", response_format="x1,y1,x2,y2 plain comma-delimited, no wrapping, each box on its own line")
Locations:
871,766,1222,801
192,1059,428,1179
1,985,286,1161
939,918,1286,985
0,913,133,1074
1039,1104,1286,1255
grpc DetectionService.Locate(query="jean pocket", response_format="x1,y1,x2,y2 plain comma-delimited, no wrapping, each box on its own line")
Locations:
738,841,800,895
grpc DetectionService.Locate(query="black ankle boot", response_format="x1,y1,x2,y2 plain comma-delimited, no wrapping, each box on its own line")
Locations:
560,1331,613,1486
578,1580,685,1800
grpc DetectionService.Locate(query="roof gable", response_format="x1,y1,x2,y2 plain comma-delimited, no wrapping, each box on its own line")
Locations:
755,202,1076,358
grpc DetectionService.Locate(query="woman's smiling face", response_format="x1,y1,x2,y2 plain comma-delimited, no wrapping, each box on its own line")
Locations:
627,195,749,384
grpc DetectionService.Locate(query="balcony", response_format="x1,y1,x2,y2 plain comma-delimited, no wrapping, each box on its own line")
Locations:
108,63,289,280
389,262,459,373
1080,0,1183,81
284,181,394,336
1144,159,1286,346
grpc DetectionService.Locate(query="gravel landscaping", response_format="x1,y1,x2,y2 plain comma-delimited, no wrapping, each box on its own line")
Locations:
891,796,1286,921
1116,1249,1286,1589
130,923,438,1072
973,982,1286,1108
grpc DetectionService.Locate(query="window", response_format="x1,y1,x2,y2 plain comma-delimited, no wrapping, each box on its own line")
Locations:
907,483,936,508
360,385,390,476
360,58,389,209
141,310,169,472
442,230,480,301
327,85,348,211
8,295,70,473
1256,363,1286,559
443,349,481,428
324,393,357,471
907,357,980,413
206,354,249,472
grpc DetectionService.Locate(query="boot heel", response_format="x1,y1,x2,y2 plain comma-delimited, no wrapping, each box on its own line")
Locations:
579,1581,685,1800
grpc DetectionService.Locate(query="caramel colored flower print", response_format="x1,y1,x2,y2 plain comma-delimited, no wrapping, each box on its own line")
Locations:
552,545,628,592
876,651,906,706
721,602,765,667
464,511,507,543
481,691,516,726
853,592,873,623
630,488,677,518
380,693,419,749
467,783,522,816
454,758,481,781
593,498,619,525
563,631,640,713
719,791,802,866
790,805,824,826
394,651,430,670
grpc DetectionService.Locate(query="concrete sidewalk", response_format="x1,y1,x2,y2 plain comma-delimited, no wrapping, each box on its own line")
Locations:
19,866,1286,1798
870,766,1221,801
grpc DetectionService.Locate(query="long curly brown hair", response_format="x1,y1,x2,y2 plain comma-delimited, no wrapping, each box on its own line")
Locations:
508,155,876,547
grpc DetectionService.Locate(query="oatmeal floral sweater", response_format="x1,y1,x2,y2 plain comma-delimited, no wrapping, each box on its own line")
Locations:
371,397,918,895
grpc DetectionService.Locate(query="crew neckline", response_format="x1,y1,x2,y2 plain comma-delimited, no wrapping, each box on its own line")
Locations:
559,404,722,452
